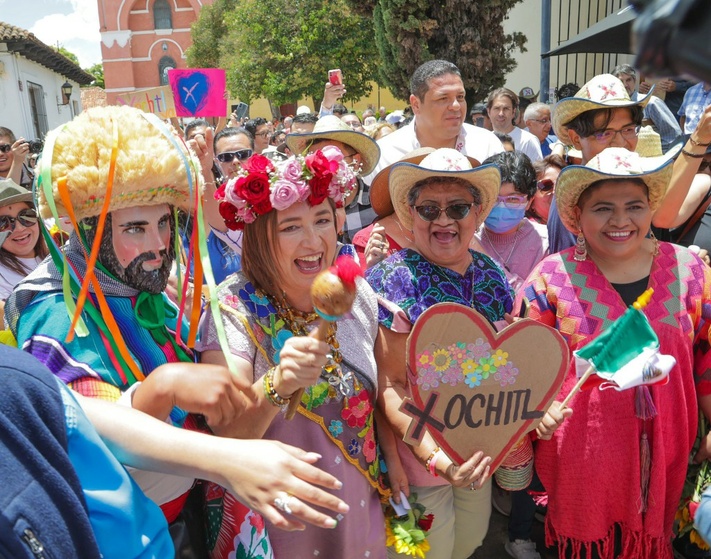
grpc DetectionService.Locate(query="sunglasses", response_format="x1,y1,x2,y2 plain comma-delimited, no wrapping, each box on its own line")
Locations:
0,208,39,232
537,179,555,192
412,203,474,222
216,149,253,163
0,144,11,154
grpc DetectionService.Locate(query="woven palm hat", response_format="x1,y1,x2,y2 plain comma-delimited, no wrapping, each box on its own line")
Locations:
0,178,33,207
370,148,482,218
285,115,381,175
389,148,500,230
38,105,200,220
552,74,653,146
555,147,674,234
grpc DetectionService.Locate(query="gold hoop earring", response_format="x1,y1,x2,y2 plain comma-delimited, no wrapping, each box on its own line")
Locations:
574,231,587,262
650,231,659,257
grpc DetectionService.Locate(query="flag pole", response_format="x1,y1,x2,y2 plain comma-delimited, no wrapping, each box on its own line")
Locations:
560,288,654,408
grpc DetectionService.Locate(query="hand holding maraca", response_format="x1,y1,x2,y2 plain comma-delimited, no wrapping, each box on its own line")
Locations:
284,256,363,420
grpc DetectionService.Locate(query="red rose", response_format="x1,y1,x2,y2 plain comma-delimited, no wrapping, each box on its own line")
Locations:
242,154,274,175
214,181,226,201
308,174,331,206
417,513,434,532
252,197,273,216
305,150,338,176
218,201,243,230
236,173,271,206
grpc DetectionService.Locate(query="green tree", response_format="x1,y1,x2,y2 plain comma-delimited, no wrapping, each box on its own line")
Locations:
54,45,80,66
186,0,238,68
189,0,378,109
86,63,105,88
367,0,527,105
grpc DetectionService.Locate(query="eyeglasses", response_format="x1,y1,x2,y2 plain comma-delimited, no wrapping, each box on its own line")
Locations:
0,144,11,154
254,131,270,138
216,149,253,163
0,208,38,232
588,125,640,144
529,118,551,125
412,203,475,222
536,179,555,193
496,195,528,209
344,121,362,129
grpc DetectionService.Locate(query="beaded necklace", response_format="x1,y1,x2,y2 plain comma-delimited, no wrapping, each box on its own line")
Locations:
269,295,353,397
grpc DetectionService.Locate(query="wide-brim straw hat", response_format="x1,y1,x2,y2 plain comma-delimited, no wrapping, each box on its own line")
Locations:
553,74,653,146
370,148,481,217
389,148,500,230
285,115,381,175
0,178,33,207
555,147,674,234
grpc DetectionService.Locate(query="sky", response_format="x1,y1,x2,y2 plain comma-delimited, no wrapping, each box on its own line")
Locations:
0,0,102,68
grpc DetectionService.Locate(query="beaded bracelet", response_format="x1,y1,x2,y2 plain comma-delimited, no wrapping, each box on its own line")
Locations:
425,447,442,477
263,367,290,407
682,148,706,159
689,136,711,147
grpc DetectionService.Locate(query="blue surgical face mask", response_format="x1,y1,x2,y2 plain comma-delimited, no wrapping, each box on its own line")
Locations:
484,203,526,234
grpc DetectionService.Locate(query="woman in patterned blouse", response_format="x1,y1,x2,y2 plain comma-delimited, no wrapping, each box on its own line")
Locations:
366,148,514,559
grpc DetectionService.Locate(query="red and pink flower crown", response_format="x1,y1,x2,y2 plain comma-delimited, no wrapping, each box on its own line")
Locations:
216,146,357,230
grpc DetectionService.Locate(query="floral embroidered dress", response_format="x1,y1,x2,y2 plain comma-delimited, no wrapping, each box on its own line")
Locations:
366,248,514,488
197,272,389,559
518,243,711,559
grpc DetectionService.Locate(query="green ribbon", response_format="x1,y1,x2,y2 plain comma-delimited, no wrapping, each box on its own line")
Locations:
134,291,193,363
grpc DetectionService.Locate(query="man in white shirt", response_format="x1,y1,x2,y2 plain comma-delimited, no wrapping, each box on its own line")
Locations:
364,60,503,183
487,88,543,162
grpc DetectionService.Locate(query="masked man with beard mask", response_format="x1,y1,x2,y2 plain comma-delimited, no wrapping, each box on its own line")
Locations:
5,106,247,541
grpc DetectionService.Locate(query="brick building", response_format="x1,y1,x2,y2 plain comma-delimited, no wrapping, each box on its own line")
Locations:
98,0,214,105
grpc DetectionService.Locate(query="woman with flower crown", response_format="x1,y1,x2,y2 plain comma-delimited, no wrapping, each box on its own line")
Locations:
197,146,391,559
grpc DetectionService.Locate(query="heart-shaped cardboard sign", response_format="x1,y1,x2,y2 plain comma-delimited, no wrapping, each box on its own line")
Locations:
401,302,569,471
176,72,210,115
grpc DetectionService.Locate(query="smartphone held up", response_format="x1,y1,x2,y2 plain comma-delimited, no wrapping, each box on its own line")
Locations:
328,69,343,86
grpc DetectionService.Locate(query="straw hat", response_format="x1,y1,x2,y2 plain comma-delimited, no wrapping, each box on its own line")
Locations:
0,179,33,207
389,148,501,230
555,147,674,234
552,74,653,146
285,115,380,175
370,148,480,217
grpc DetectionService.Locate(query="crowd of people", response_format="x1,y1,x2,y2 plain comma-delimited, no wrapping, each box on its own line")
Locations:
3,57,711,559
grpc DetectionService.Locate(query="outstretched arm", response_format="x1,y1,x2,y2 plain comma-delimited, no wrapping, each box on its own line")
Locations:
77,393,348,532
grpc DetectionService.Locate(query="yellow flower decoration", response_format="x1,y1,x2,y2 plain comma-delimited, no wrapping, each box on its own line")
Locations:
492,349,509,367
461,358,477,375
432,348,452,372
418,353,433,366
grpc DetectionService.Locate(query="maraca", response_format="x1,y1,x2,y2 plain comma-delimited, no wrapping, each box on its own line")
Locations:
284,255,363,420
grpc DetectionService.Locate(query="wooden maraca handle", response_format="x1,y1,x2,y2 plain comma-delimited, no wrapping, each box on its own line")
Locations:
284,320,331,420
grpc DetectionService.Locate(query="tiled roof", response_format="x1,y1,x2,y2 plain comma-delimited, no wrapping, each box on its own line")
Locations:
0,21,94,85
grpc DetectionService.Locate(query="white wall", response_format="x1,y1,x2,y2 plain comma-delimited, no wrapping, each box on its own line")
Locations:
503,0,542,100
0,51,82,140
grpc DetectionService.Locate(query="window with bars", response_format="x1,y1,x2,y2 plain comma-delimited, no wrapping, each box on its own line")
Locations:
27,82,48,138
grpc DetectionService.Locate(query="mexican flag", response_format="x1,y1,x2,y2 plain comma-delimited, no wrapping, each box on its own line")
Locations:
574,288,676,392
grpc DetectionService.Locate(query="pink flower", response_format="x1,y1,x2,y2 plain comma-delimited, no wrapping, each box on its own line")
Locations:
281,158,305,184
320,145,345,163
341,390,373,428
249,513,265,534
270,179,303,210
